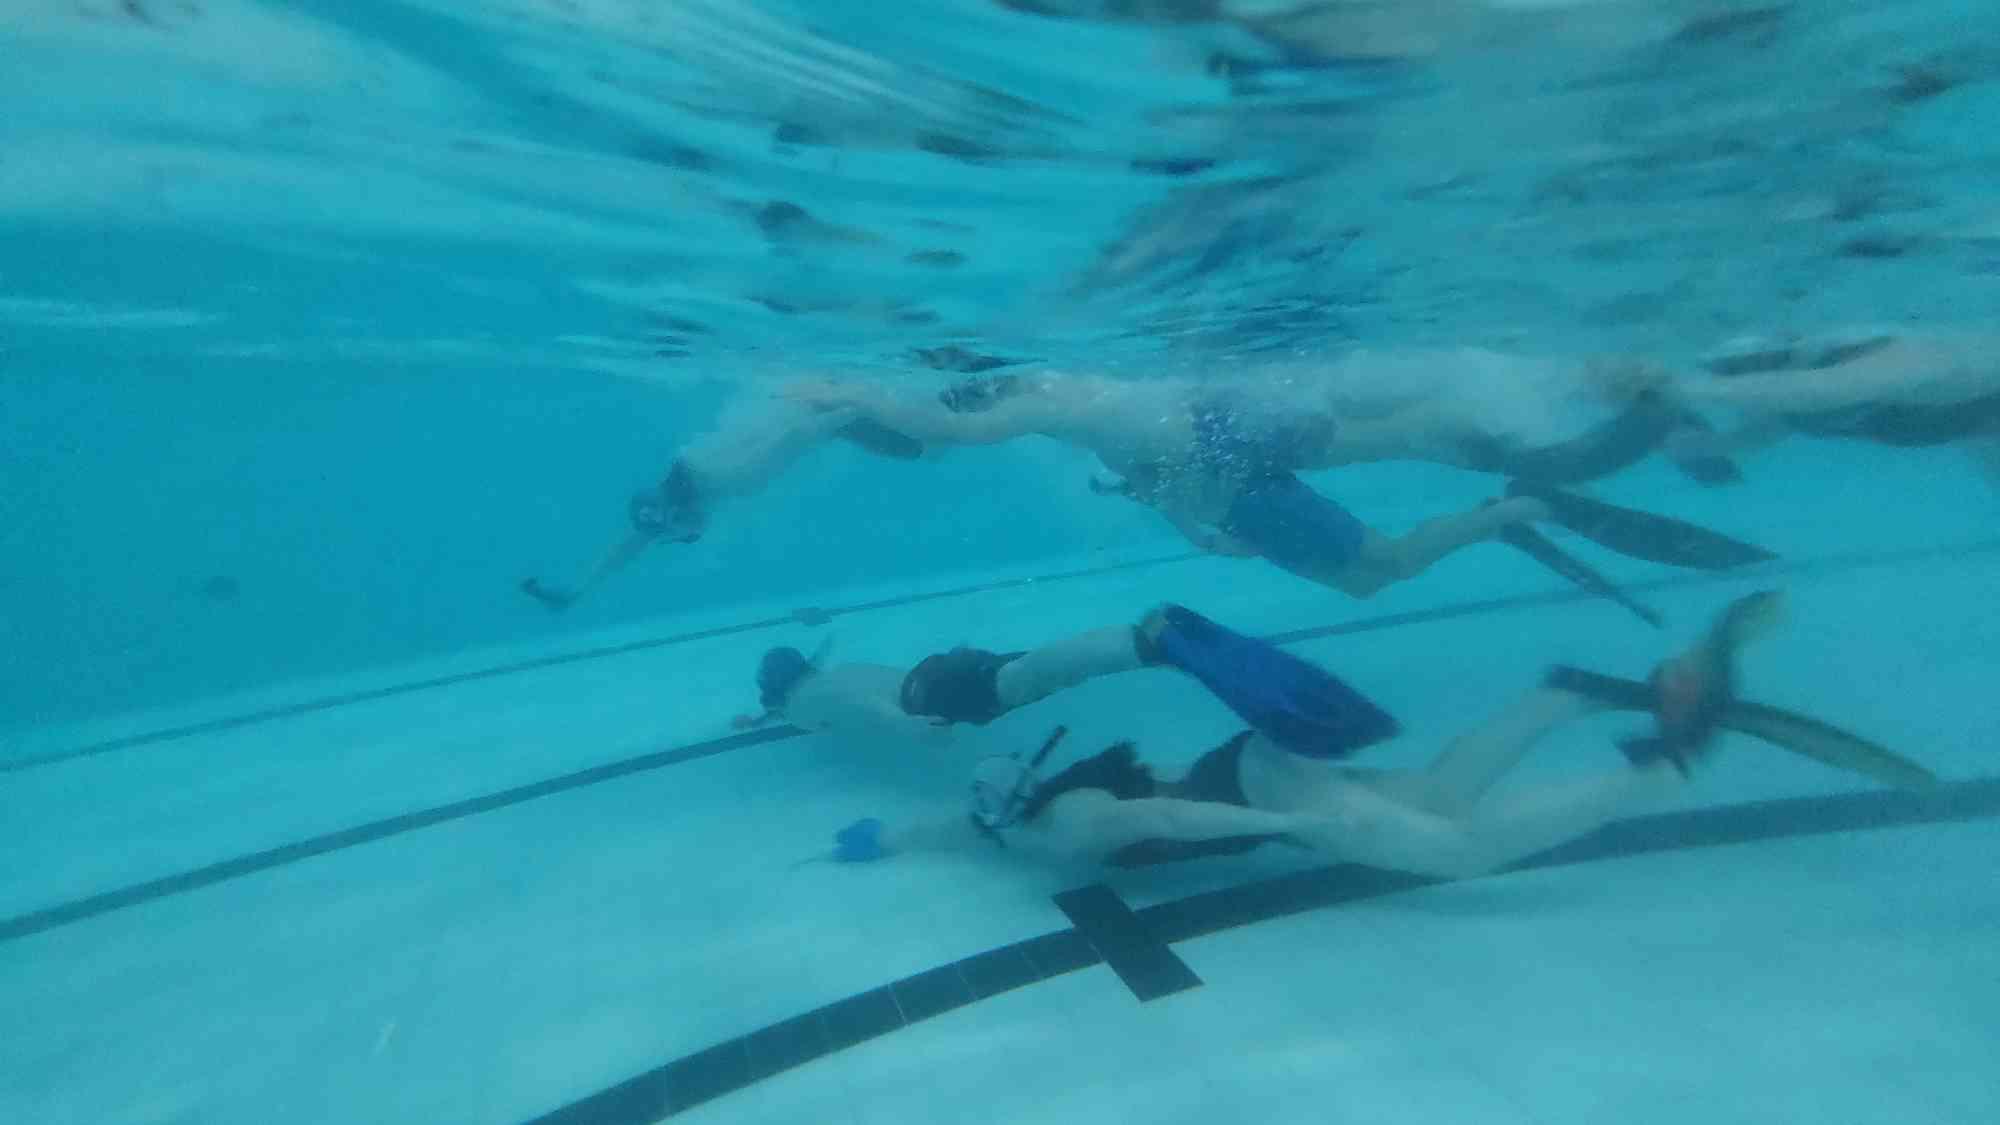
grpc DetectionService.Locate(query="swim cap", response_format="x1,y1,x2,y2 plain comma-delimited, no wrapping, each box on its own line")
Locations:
757,646,814,710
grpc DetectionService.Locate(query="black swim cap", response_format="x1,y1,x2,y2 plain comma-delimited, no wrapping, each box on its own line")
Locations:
757,646,813,710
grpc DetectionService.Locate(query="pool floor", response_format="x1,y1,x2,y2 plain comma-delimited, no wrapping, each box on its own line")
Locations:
3,514,1996,1125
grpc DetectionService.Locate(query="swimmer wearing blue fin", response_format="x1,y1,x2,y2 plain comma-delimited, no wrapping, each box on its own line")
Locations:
740,604,1395,761
815,593,1933,877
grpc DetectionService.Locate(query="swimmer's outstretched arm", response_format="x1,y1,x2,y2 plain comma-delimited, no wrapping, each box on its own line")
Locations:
837,792,1306,864
521,402,860,611
521,529,658,612
784,379,1056,447
690,401,869,499
877,813,990,856
1046,792,1308,857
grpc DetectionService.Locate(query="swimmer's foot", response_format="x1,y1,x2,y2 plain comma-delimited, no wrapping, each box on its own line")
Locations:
519,577,576,612
1547,592,1937,790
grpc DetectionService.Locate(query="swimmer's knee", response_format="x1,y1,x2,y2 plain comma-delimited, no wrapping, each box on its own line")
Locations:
1333,564,1391,598
1336,543,1414,596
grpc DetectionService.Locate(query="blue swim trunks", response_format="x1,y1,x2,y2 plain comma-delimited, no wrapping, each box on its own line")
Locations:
1222,472,1368,578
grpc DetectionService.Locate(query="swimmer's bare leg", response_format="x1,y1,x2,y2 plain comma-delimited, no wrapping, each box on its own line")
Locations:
1312,751,1684,879
993,626,1149,710
1331,497,1548,596
1364,687,1599,818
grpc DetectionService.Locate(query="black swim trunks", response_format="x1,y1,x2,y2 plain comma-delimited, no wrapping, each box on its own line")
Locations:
900,647,1026,724
1105,732,1282,868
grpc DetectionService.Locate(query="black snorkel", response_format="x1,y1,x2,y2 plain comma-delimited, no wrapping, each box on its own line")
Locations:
970,725,1069,847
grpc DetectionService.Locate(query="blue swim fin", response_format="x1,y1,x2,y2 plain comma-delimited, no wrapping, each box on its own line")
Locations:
1140,605,1398,758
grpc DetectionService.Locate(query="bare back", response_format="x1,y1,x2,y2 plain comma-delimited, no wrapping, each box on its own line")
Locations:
780,663,907,736
1017,372,1200,475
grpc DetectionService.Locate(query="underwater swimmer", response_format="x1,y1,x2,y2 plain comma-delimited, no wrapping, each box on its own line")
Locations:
742,603,1396,761
820,592,1935,874
787,369,1773,619
519,392,927,611
1659,327,2000,474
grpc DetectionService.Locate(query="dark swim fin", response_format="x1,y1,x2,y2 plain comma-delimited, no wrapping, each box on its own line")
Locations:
1139,605,1398,759
1718,699,1938,791
1466,390,1683,486
1543,666,1936,790
1509,482,1779,570
835,419,925,460
1499,524,1663,627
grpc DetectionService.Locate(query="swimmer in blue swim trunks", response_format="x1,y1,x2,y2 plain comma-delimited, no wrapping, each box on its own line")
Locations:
786,365,1773,606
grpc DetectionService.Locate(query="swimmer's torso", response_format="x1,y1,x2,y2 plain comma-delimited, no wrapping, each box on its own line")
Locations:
782,664,905,733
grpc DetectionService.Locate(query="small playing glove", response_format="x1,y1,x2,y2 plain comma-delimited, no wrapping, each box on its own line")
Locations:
832,817,885,862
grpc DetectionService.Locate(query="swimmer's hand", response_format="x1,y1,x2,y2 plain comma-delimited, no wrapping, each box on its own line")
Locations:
832,817,886,862
519,577,577,612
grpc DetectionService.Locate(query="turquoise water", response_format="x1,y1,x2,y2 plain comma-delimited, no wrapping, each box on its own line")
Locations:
3,3,1997,1123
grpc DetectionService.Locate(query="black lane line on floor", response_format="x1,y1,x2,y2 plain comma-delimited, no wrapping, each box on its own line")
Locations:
19,533,1998,779
12,535,1997,778
6,536,1998,947
0,552,1204,776
0,726,801,944
1053,883,1203,1001
520,777,2000,1124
